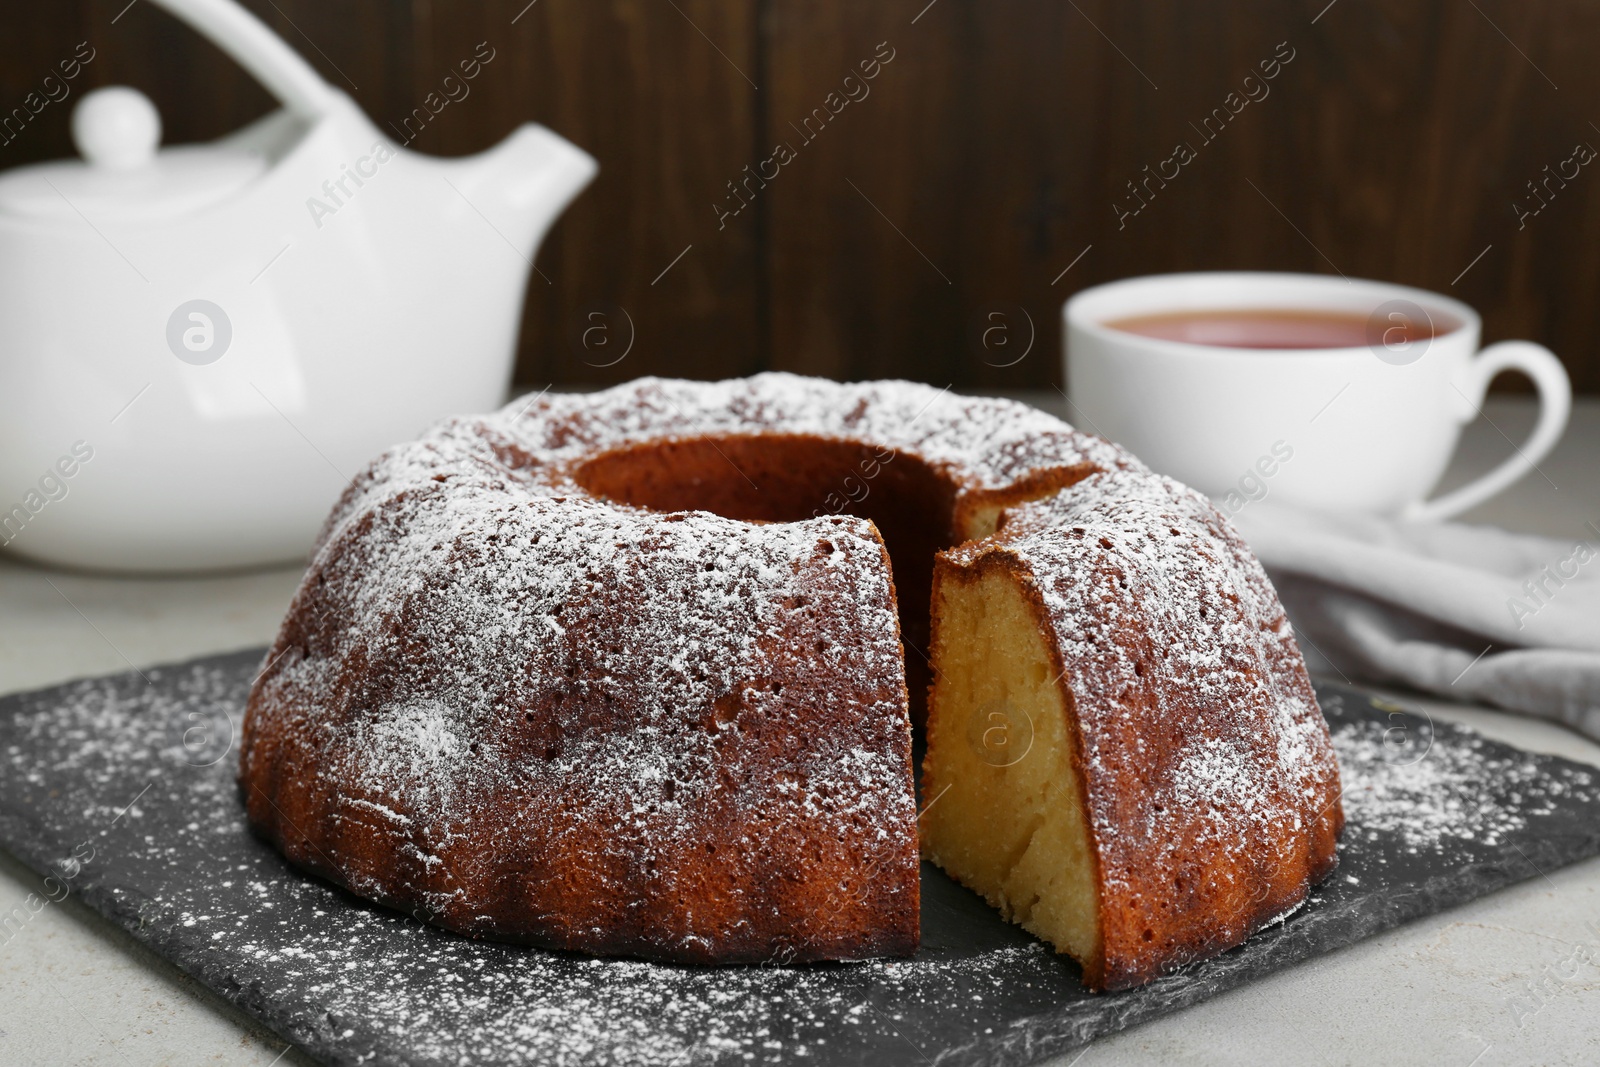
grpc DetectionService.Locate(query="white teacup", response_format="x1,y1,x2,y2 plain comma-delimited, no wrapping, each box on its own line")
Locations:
1064,272,1572,521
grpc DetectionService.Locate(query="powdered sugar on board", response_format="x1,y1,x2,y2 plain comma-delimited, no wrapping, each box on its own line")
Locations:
5,657,1600,1067
1327,702,1595,854
198,889,1055,1067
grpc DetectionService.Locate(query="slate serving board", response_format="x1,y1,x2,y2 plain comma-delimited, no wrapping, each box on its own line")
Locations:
1,649,1598,1067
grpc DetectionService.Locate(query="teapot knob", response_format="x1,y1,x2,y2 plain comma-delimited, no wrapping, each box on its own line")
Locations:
73,86,162,170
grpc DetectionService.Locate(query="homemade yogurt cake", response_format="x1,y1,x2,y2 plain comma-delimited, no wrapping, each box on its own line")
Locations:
239,374,1342,984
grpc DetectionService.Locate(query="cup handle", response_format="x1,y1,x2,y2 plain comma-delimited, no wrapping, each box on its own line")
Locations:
1402,340,1572,523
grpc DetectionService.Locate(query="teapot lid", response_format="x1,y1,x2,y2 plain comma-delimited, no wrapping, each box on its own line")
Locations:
0,87,266,224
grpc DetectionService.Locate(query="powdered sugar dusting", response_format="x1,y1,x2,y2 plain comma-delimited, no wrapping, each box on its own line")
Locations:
1331,715,1594,852
202,911,1056,1067
497,374,1128,499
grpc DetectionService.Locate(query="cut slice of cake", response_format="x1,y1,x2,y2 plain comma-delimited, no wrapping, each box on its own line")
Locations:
921,470,1343,991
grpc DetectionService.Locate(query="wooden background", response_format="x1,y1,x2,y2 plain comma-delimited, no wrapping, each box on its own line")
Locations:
3,0,1598,394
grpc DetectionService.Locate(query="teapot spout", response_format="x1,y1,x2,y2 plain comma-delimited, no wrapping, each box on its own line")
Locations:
448,124,597,263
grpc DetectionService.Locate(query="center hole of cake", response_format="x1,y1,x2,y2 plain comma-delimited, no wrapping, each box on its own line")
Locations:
575,435,960,721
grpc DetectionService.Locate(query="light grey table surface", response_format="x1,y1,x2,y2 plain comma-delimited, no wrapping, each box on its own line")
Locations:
0,396,1596,1067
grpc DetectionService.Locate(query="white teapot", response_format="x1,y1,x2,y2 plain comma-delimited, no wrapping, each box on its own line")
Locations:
0,0,595,572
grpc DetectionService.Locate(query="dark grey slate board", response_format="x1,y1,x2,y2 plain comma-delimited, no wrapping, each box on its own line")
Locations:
1,649,1598,1067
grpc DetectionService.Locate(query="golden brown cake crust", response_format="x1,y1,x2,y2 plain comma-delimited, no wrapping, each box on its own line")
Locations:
931,469,1344,990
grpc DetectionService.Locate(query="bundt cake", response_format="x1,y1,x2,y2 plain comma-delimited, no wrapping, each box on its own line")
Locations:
239,373,1342,982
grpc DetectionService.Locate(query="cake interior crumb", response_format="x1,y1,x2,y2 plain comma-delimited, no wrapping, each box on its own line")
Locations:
922,565,1101,970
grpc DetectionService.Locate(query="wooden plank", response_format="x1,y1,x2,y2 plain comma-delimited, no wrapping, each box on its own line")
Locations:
0,1,96,164
762,0,966,384
418,0,765,386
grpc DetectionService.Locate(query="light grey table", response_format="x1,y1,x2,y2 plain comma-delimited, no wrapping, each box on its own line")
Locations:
1,397,1596,1067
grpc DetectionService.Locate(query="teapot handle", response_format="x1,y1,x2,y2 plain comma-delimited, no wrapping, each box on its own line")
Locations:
148,0,338,121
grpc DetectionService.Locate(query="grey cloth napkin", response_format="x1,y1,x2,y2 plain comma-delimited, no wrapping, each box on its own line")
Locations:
1226,503,1600,742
